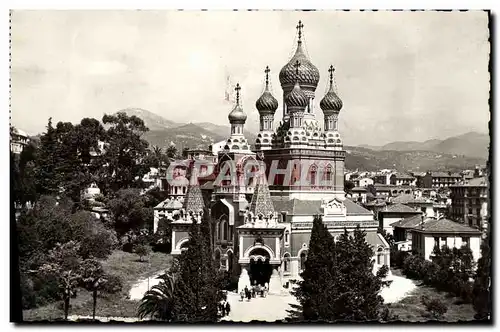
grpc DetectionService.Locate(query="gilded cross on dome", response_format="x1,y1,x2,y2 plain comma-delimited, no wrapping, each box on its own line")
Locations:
296,20,304,42
264,66,270,87
328,65,335,86
235,83,241,105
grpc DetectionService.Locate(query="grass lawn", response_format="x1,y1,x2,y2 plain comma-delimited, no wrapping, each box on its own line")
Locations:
387,283,476,322
23,250,173,321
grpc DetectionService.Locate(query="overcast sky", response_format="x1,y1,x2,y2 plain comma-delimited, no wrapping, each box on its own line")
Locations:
10,10,489,146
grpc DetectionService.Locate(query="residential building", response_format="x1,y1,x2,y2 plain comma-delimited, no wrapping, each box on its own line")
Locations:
390,194,436,218
390,173,417,186
390,214,425,251
10,127,29,154
354,177,374,187
411,171,427,187
422,171,462,188
411,218,482,262
449,177,489,234
378,203,421,233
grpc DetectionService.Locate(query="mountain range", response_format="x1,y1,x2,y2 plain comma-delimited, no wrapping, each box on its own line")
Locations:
118,108,488,171
359,131,489,160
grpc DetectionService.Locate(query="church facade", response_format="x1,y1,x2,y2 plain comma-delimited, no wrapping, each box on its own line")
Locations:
167,21,390,294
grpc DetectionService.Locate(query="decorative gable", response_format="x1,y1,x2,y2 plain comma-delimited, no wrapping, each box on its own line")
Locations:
321,197,347,217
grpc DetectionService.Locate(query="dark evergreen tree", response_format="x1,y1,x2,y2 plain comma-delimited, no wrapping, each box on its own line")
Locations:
171,212,220,322
473,232,491,320
332,226,390,321
34,118,59,196
290,215,336,321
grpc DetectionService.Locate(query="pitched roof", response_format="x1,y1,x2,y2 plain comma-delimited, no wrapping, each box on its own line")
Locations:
270,197,373,216
451,177,488,187
392,173,415,180
391,194,430,204
343,198,373,215
390,214,424,228
412,218,482,234
381,203,420,214
429,171,461,178
249,174,275,217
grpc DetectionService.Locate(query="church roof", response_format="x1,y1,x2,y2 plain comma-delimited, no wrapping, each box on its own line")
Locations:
270,197,372,216
249,174,275,217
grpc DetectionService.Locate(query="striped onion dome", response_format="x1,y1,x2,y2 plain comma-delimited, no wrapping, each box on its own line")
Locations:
320,66,343,114
285,82,308,109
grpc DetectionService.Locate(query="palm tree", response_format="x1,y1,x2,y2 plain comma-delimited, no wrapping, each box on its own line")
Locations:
137,272,176,321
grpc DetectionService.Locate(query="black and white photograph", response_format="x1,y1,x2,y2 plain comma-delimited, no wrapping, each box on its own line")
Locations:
9,9,492,324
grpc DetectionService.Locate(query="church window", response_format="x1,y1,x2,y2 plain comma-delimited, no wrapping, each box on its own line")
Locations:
300,250,308,271
221,220,227,240
283,253,291,272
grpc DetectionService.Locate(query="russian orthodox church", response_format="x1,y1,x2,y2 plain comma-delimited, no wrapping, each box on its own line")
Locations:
167,21,390,294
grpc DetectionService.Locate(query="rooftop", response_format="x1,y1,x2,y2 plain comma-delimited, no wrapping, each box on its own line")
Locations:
390,214,425,229
271,197,373,216
451,176,488,188
381,203,420,214
429,171,461,178
411,218,482,235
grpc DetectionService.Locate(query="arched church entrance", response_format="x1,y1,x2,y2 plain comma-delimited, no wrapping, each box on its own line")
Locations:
248,248,272,286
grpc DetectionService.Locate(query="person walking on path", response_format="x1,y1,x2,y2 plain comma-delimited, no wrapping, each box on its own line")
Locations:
225,302,231,316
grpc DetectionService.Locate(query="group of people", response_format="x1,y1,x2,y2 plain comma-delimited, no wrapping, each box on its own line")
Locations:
239,283,268,302
218,300,231,317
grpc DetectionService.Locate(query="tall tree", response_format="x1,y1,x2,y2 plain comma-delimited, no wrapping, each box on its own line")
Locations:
101,112,150,192
332,226,390,321
34,118,59,196
473,232,491,320
290,215,337,321
171,213,221,322
107,188,152,237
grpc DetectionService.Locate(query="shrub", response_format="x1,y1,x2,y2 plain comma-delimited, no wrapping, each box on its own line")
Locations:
421,296,448,319
134,244,152,262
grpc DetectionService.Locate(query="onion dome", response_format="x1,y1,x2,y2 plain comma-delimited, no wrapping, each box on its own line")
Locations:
256,66,279,114
228,83,247,124
279,21,320,93
285,61,308,110
320,65,343,113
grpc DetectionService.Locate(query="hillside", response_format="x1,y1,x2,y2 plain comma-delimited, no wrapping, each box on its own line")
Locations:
368,132,489,159
119,108,180,130
111,109,487,171
344,146,485,172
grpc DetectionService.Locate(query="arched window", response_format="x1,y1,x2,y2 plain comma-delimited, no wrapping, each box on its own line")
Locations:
220,220,227,241
283,253,291,272
284,230,290,245
309,165,317,186
300,250,308,271
377,247,384,265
